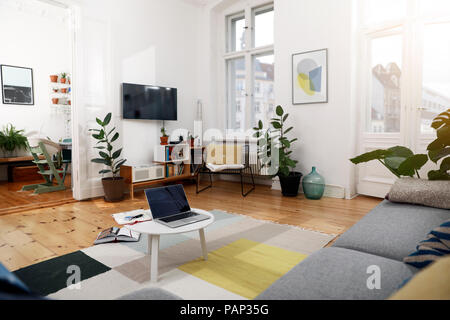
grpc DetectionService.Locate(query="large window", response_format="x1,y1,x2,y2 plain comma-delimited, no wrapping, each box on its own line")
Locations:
362,0,450,135
225,3,274,132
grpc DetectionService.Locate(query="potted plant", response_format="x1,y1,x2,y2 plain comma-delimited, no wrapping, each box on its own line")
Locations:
52,88,59,93
60,72,67,84
0,124,28,157
350,109,450,180
89,113,127,202
50,75,58,83
68,100,71,106
52,98,59,105
61,88,67,94
254,105,301,197
160,126,169,145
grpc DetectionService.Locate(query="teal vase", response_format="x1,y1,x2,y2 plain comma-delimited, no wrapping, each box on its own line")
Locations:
302,167,325,200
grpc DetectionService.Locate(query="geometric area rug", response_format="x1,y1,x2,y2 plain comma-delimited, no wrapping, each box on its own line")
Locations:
13,210,335,300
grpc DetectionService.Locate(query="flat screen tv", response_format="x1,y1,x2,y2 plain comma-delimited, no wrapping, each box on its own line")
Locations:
122,83,177,120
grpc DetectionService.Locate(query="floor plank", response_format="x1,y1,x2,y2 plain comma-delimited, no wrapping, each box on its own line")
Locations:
0,180,381,271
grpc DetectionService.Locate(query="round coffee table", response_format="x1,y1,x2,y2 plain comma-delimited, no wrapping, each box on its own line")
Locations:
125,208,214,282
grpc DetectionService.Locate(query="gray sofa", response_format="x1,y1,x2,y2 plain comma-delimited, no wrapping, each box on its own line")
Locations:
256,200,450,300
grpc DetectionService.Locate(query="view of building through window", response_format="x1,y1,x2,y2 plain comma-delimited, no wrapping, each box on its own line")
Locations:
226,3,274,132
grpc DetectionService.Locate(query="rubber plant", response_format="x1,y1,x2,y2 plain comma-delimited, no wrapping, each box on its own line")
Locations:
89,113,126,178
0,124,28,156
254,105,301,196
427,109,450,180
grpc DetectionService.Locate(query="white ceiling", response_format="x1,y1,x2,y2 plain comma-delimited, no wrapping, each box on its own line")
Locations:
183,0,218,6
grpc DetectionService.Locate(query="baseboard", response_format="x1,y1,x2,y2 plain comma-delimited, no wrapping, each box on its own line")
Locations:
271,177,346,199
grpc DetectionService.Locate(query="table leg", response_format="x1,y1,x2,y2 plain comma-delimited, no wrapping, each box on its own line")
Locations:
199,228,208,261
150,234,160,282
147,235,152,255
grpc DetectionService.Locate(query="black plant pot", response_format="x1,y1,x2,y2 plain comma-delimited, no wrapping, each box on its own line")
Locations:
102,177,125,202
279,172,303,197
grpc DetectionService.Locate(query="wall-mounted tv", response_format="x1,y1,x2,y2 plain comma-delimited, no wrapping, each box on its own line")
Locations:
122,83,177,120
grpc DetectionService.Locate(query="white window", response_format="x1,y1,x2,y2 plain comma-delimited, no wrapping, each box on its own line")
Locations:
225,2,274,132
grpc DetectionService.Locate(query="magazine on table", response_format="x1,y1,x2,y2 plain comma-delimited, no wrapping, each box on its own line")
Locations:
112,209,152,225
94,227,140,245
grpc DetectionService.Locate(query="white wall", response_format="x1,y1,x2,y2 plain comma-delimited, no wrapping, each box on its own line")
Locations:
0,0,71,180
81,0,201,165
198,0,358,198
273,0,357,197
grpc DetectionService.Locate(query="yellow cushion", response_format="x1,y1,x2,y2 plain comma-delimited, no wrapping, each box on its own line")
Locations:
389,256,450,300
206,143,242,165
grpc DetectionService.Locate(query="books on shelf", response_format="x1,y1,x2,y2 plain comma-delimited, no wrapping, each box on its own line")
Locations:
94,227,140,245
165,162,185,177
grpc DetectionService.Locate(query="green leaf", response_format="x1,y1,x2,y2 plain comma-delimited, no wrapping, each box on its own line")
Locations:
114,159,127,170
99,169,112,175
107,144,113,152
276,105,284,116
92,134,102,140
284,127,293,135
103,113,112,126
110,132,119,142
397,154,428,177
431,109,450,130
94,146,106,150
440,157,450,172
387,146,414,158
96,118,103,126
112,148,122,159
281,139,291,148
99,151,110,159
88,129,100,132
258,120,263,130
428,170,450,180
283,114,289,122
107,127,116,136
91,158,107,164
385,156,407,170
428,147,450,163
350,149,390,164
271,121,282,129
290,138,298,144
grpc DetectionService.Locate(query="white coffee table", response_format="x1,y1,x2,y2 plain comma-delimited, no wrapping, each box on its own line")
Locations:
125,208,214,282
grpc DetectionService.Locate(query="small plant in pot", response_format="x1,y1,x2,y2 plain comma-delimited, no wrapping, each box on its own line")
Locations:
60,72,67,84
50,75,58,83
89,113,127,202
0,124,28,157
254,105,301,197
160,126,169,145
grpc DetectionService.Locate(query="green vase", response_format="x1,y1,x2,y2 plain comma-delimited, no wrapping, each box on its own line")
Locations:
302,167,325,200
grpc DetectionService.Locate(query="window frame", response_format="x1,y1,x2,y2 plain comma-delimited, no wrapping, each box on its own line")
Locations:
224,1,274,133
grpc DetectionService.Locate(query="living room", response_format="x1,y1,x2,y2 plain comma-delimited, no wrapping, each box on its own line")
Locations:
0,0,449,308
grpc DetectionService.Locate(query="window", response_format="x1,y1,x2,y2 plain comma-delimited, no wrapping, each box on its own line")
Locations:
225,3,274,132
368,32,403,133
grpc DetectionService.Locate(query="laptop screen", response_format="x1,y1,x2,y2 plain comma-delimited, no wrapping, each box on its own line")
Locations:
145,185,191,219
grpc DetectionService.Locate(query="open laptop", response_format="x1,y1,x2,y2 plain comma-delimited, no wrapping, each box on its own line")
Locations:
144,185,210,228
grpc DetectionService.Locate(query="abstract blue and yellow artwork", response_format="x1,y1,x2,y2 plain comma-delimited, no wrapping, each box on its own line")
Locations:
292,49,328,104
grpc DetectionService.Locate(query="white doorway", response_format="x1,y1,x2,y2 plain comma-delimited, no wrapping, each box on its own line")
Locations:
356,1,450,197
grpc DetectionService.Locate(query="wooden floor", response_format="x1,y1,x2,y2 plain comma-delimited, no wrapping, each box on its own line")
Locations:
0,175,75,215
0,180,381,271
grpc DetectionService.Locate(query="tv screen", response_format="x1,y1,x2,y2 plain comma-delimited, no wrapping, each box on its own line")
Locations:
122,83,177,120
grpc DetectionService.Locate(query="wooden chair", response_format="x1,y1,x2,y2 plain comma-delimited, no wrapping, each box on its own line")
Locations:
196,139,255,197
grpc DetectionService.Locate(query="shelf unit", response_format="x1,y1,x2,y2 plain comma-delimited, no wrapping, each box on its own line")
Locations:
120,145,202,199
49,74,72,139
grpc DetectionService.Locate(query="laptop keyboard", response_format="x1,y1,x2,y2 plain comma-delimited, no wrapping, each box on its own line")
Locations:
159,211,198,223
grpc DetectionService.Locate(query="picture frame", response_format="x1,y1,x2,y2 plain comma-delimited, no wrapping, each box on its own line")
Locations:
1,64,34,105
292,49,328,105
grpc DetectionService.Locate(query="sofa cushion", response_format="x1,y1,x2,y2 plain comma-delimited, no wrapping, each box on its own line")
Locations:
403,219,450,268
386,177,450,209
333,200,450,261
255,247,417,300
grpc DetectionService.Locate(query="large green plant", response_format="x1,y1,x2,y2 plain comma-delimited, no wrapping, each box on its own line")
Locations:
253,105,298,177
427,109,450,180
89,113,126,179
0,124,28,154
350,109,450,180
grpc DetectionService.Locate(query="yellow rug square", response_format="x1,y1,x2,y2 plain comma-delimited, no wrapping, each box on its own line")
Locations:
178,238,307,299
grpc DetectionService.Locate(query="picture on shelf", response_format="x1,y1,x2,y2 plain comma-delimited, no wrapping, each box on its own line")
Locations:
1,65,34,105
